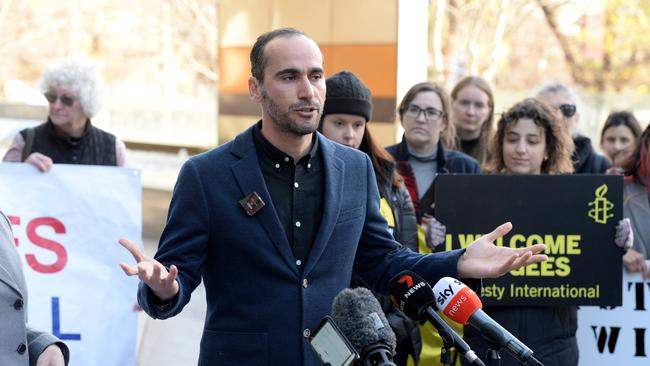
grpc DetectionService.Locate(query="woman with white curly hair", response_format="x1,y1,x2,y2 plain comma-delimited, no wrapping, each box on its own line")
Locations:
3,59,125,171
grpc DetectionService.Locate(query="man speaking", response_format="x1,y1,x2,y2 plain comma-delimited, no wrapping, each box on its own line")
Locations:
118,28,547,365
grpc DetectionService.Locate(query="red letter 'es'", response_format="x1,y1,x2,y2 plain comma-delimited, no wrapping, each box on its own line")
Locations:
25,217,68,273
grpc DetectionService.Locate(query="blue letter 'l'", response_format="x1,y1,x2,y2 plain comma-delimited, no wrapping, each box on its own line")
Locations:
52,297,81,340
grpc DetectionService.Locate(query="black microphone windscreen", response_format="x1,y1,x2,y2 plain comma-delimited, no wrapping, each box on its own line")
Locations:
331,287,397,353
388,270,435,321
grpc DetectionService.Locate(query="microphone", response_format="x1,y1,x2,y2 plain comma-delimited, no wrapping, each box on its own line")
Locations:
388,271,485,366
330,287,397,366
432,277,544,366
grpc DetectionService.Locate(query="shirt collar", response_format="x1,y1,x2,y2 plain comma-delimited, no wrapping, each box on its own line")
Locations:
252,120,319,167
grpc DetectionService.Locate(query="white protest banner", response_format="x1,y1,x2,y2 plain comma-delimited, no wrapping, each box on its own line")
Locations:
577,262,650,365
0,163,141,366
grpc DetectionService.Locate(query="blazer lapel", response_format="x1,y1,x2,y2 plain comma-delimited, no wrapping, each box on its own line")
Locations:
0,215,24,298
304,135,344,274
0,265,22,296
230,127,299,276
0,247,24,299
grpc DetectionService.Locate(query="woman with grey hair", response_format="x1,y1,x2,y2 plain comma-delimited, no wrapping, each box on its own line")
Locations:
3,59,125,171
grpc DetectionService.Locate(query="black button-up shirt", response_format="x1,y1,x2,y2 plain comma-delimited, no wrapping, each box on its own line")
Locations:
253,123,324,269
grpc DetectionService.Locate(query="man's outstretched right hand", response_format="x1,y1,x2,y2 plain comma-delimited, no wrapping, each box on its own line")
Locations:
118,238,180,302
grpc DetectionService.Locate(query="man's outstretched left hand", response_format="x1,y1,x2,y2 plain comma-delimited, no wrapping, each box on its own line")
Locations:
457,222,548,279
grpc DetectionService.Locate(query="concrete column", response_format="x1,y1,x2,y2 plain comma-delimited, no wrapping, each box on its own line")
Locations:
395,0,429,140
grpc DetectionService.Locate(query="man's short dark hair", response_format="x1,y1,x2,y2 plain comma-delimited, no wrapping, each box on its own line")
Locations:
250,27,308,83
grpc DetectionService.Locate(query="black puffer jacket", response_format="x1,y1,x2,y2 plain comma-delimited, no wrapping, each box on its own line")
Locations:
573,135,611,174
352,163,420,365
375,164,418,252
378,165,420,365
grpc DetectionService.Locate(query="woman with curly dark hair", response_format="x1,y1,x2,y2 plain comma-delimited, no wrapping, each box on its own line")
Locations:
483,98,574,175
465,98,631,366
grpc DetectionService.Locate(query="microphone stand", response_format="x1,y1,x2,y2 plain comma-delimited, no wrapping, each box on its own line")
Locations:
360,343,396,366
428,311,455,366
484,348,501,366
439,334,454,366
483,344,544,366
422,308,485,366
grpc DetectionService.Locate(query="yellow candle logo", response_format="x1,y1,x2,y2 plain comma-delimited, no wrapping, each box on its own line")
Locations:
588,184,613,224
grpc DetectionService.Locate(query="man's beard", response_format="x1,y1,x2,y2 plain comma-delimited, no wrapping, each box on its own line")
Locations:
261,87,321,136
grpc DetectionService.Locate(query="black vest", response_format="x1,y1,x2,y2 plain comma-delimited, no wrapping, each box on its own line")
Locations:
20,119,117,166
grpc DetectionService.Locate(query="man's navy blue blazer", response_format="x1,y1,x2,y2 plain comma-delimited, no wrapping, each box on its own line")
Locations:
138,123,465,365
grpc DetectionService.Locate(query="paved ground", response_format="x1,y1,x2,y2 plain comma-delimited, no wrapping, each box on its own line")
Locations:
130,161,214,365
134,167,207,365
136,241,205,366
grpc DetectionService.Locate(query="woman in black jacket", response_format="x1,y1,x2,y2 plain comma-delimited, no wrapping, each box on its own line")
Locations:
386,82,480,223
465,98,577,366
318,71,420,365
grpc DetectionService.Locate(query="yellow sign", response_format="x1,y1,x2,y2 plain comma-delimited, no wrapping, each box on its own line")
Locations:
588,184,614,224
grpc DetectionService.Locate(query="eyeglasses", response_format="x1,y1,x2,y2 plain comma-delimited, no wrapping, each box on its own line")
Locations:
404,105,444,122
558,104,576,118
44,93,77,107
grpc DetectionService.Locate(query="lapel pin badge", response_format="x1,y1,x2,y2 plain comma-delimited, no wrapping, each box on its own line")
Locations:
240,191,265,216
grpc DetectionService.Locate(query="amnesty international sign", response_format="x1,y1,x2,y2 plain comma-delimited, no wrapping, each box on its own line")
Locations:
435,174,623,306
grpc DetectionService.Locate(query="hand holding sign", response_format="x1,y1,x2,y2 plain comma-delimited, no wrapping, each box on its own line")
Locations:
25,152,54,172
118,238,180,301
622,248,650,279
615,218,633,251
457,222,548,279
422,214,446,250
